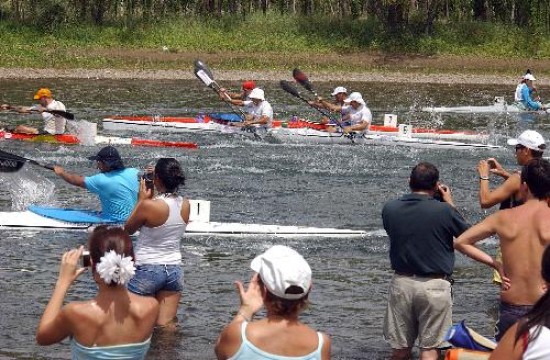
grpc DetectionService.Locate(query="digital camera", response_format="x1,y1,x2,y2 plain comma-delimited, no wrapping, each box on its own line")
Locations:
82,250,91,267
139,171,155,190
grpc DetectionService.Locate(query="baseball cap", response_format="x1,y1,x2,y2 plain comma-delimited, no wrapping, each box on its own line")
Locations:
507,130,546,151
250,245,312,300
34,88,52,100
344,92,366,105
87,146,122,162
523,74,536,81
242,81,256,91
248,88,265,101
331,86,348,96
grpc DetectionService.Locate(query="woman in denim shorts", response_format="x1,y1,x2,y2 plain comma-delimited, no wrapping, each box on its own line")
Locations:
125,158,190,328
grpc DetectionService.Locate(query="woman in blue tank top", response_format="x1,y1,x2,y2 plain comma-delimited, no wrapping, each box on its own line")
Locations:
215,245,331,360
35,226,159,360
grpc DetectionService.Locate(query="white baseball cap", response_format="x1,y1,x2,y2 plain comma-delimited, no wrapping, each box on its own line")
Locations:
344,92,366,105
250,245,312,300
248,88,265,101
331,86,348,96
524,73,536,81
507,130,546,151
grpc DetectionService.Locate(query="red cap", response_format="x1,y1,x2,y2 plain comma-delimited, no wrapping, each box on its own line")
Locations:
242,81,256,91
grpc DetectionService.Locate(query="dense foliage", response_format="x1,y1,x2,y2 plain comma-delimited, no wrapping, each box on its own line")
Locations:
1,0,549,35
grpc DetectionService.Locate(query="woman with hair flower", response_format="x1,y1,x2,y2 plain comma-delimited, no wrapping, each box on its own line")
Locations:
35,226,159,360
125,157,190,329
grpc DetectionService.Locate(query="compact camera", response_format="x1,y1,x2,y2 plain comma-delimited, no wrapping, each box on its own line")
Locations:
82,250,91,267
139,171,155,190
434,185,449,202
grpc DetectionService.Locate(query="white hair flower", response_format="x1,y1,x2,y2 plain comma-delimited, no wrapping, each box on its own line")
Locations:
96,250,135,285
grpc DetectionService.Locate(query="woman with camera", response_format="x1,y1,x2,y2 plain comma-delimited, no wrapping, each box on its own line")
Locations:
36,226,159,359
124,158,190,329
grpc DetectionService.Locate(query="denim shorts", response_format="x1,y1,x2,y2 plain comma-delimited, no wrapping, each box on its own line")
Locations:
495,301,533,341
127,264,184,296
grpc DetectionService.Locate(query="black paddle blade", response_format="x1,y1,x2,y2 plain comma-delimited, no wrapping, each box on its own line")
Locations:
0,150,26,172
0,149,54,171
280,80,301,98
292,68,315,94
0,158,25,172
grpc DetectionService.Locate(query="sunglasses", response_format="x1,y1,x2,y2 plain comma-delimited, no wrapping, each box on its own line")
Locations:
515,145,525,151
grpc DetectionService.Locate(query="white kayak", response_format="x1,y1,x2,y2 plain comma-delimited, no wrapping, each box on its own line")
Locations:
269,127,501,150
0,200,367,238
422,97,550,114
102,114,489,142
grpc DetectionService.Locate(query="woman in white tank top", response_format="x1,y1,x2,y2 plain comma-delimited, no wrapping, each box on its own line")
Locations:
125,158,190,329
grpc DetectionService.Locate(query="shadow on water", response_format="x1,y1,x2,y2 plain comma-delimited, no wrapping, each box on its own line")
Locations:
0,78,548,358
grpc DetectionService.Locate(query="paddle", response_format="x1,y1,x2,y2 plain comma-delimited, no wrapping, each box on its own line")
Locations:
193,60,247,119
1,105,75,120
279,80,352,141
280,80,347,128
292,68,319,97
0,149,54,172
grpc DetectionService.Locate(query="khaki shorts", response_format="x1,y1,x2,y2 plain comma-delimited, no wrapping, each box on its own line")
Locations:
383,274,452,349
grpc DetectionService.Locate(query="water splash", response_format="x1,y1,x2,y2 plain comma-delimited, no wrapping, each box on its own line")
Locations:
0,169,55,210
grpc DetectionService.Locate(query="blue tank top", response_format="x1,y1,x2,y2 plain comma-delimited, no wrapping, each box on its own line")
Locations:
70,337,151,360
229,321,324,360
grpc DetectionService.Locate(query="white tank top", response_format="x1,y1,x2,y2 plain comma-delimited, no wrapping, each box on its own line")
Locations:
134,194,186,265
524,326,550,359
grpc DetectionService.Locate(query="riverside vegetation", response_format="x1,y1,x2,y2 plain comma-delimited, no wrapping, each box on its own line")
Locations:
1,9,550,77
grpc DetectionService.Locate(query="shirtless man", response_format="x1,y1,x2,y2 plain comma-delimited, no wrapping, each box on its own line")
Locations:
455,158,550,341
478,130,545,209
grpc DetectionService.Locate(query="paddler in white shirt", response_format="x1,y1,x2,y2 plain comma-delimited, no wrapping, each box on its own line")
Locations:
308,86,348,132
1,88,67,135
339,92,372,134
227,88,273,134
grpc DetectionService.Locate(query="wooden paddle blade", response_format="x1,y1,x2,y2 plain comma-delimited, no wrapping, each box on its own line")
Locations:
0,157,25,172
292,68,315,94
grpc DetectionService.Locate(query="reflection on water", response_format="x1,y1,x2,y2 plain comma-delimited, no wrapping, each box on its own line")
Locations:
0,78,548,359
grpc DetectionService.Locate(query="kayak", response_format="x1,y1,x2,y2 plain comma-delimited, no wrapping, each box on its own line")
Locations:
269,127,501,150
422,96,550,114
0,201,367,237
0,130,198,149
102,114,489,142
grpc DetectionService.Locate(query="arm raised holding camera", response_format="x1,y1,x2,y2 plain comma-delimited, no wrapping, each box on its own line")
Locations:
438,183,456,208
486,158,512,179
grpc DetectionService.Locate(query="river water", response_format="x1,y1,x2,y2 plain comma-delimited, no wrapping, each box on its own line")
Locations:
0,78,549,359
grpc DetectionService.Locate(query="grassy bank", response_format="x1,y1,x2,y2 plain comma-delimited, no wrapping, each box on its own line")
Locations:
1,13,550,75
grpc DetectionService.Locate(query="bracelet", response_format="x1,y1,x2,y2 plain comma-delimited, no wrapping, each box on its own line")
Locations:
236,311,252,322
479,176,490,181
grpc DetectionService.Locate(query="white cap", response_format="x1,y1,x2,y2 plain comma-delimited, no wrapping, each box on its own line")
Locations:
507,130,546,151
248,88,265,101
250,245,312,300
524,73,536,81
343,92,366,105
331,86,348,96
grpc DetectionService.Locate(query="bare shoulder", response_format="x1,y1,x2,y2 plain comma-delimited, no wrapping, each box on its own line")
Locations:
129,292,159,314
215,320,243,360
63,300,102,325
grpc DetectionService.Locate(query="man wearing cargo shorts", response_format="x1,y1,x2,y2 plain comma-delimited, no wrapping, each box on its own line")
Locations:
382,162,470,360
